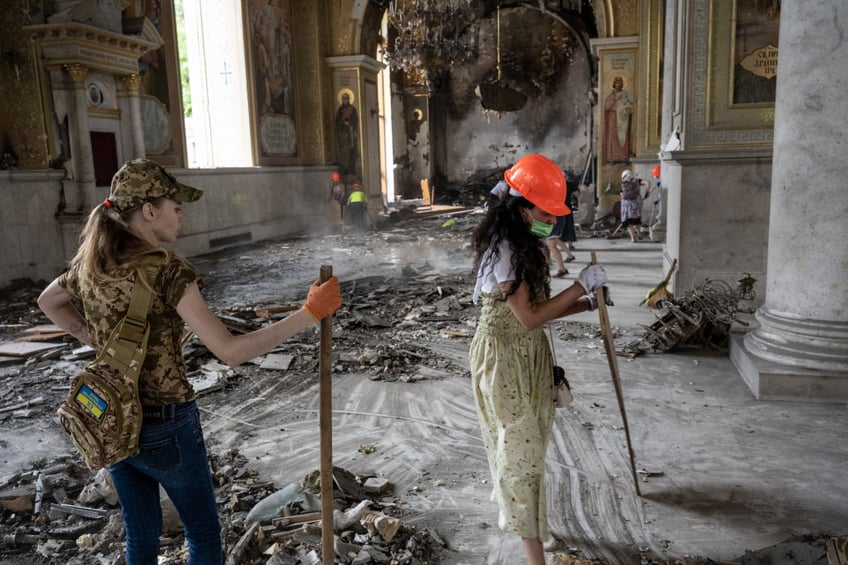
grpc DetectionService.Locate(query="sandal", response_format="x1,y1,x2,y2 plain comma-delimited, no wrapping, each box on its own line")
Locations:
553,269,568,278
565,256,575,263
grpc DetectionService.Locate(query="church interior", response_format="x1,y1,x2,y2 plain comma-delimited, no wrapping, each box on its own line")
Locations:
0,0,846,562
2,0,844,403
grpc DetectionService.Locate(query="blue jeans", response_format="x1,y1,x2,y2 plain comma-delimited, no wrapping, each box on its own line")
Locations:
109,401,222,564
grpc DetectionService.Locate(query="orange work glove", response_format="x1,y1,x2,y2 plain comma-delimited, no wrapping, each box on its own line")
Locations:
302,276,342,321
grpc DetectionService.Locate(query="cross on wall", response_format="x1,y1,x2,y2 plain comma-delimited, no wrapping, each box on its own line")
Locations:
219,61,232,85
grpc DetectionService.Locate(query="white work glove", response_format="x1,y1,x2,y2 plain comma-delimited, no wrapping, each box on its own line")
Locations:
583,287,614,311
576,264,608,293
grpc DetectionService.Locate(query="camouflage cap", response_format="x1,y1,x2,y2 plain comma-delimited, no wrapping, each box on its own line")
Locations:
106,159,203,213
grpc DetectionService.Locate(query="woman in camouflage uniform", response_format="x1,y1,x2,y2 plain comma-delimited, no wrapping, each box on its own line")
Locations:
468,154,609,565
38,159,342,564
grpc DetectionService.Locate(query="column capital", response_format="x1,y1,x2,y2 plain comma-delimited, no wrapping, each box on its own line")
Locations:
64,64,89,83
122,73,142,92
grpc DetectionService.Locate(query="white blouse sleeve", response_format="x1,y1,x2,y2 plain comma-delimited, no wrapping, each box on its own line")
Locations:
473,240,515,303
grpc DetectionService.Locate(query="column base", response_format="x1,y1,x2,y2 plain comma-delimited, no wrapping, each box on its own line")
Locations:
730,335,848,403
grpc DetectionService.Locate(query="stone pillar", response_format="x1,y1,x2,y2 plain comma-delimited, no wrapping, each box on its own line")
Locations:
730,0,848,402
122,73,146,160
63,63,96,213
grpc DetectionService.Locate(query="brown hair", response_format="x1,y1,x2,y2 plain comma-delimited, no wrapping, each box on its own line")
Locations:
69,200,168,284
471,195,550,302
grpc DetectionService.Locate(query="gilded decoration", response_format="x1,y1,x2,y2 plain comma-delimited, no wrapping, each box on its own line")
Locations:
635,0,663,156
64,64,89,83
0,0,48,168
329,0,357,55
591,36,638,215
136,0,184,166
688,0,775,148
122,73,142,92
595,41,638,165
615,0,639,37
244,0,298,163
731,0,779,105
597,0,639,38
404,68,426,87
289,0,324,164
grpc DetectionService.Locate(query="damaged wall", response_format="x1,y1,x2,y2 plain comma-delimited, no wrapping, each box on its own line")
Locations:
394,6,594,198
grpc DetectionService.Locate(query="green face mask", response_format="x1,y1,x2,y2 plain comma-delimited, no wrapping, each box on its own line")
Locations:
530,219,554,238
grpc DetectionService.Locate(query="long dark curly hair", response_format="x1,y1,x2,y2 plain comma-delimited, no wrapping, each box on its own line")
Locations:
471,195,550,302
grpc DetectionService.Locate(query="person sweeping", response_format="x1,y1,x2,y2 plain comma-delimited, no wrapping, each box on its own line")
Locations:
468,154,609,565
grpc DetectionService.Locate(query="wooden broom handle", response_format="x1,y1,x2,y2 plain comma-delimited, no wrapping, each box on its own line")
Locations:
318,265,334,563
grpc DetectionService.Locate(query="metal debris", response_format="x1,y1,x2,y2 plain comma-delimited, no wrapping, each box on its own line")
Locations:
641,279,749,352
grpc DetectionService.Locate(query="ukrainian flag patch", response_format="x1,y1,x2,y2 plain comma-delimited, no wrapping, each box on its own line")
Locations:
75,384,108,420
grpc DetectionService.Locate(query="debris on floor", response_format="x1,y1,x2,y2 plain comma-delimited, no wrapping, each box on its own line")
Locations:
828,536,848,565
0,215,479,564
641,279,750,352
0,451,445,564
1,215,843,564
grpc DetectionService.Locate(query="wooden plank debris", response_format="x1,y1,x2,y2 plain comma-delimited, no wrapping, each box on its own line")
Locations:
828,536,848,565
16,331,68,342
225,520,259,565
21,324,65,335
0,342,65,357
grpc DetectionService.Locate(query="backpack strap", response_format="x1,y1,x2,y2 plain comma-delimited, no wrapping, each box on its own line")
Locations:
107,263,160,375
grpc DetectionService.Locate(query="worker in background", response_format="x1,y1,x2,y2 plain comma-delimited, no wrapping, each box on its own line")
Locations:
347,182,367,233
328,171,347,229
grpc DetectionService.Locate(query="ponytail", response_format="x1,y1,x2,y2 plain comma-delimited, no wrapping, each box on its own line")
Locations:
70,203,167,282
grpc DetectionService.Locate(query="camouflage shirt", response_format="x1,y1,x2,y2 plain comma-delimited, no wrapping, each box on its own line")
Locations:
59,254,199,405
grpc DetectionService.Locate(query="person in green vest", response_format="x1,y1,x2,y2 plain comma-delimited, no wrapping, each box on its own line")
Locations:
347,182,367,232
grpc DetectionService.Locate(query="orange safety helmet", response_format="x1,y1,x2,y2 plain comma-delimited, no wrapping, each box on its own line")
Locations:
504,154,570,216
331,171,341,182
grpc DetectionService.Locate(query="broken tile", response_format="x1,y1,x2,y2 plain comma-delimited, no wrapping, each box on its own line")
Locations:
259,353,294,370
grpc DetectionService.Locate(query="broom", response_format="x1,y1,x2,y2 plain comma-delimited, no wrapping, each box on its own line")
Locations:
640,258,677,307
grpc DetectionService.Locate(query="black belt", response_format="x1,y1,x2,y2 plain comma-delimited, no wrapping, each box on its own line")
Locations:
142,404,177,423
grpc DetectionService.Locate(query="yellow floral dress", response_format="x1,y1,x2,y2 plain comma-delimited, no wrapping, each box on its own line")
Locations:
469,292,555,540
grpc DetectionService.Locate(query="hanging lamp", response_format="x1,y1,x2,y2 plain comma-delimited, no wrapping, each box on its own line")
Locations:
475,3,527,116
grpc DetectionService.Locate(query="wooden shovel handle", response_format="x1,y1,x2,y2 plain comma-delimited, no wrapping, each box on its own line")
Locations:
590,251,642,496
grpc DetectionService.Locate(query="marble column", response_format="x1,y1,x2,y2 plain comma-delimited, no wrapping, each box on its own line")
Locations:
648,0,681,243
730,0,848,402
63,63,96,213
122,73,146,160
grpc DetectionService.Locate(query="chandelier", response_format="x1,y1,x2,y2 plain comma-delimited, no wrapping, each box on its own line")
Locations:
384,0,477,71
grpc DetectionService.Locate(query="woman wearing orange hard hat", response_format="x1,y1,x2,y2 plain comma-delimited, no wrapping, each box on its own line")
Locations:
468,154,610,565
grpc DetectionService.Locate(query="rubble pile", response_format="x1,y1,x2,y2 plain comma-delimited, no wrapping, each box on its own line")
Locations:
0,450,446,564
0,213,480,564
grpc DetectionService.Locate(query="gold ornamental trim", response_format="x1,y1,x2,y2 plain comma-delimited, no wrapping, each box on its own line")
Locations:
122,73,142,92
64,64,89,83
